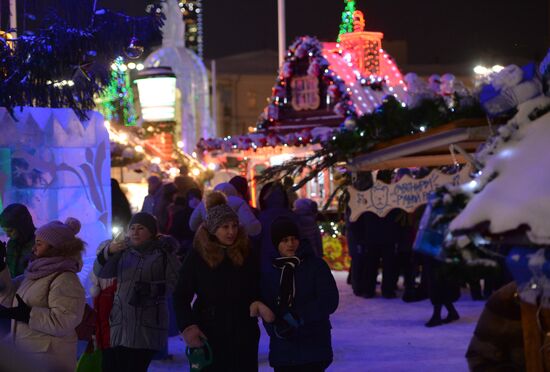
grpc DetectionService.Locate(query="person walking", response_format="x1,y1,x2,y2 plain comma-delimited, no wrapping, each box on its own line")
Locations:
424,257,461,327
261,217,339,372
111,179,132,230
174,191,271,371
0,203,36,277
0,217,86,372
256,182,299,274
141,175,163,214
94,212,181,372
229,175,259,217
90,240,117,354
189,183,261,237
167,188,202,260
293,198,323,257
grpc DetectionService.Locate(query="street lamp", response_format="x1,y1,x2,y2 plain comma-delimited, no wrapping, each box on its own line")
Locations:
134,67,177,122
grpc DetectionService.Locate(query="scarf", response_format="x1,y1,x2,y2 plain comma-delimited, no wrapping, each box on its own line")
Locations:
25,256,80,280
272,256,301,313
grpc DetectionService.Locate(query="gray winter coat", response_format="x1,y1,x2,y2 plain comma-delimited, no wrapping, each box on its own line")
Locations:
93,236,181,351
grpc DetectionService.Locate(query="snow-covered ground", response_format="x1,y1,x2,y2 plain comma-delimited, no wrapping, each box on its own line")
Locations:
150,271,484,371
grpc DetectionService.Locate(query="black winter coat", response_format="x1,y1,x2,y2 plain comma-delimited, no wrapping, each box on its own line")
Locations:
260,241,339,367
173,227,260,372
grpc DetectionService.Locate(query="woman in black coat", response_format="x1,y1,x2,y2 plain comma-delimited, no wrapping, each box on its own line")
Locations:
173,192,272,371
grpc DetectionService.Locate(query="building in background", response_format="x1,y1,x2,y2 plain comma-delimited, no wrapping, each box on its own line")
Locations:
210,50,279,137
179,0,203,59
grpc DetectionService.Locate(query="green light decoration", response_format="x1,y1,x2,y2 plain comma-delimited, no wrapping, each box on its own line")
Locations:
337,0,356,41
97,57,137,126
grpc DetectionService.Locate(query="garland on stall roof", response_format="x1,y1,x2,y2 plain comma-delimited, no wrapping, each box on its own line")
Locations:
257,36,355,131
0,0,164,119
255,95,485,190
196,129,315,152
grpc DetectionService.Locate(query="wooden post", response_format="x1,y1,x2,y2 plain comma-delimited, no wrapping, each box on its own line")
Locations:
520,301,550,371
277,0,286,66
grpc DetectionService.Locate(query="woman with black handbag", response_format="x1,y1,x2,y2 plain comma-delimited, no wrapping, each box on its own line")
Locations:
94,212,181,372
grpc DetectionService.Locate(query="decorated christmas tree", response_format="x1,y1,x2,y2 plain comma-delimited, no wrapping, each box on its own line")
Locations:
96,57,137,127
0,0,163,119
337,0,356,41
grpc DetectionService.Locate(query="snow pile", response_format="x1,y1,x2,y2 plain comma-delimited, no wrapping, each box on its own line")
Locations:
450,95,550,244
479,63,543,116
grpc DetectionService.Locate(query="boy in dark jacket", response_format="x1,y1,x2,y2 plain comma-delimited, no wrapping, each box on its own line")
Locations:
261,217,339,372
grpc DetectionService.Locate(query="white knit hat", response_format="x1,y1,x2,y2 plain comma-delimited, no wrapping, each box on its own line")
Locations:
35,217,81,248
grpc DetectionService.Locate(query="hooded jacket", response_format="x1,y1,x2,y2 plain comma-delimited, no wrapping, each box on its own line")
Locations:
93,235,181,351
189,183,262,237
260,239,339,367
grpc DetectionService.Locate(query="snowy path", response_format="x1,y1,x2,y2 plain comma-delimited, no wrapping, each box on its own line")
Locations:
150,271,484,371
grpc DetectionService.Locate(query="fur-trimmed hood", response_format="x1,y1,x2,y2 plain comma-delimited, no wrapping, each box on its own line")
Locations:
193,224,249,268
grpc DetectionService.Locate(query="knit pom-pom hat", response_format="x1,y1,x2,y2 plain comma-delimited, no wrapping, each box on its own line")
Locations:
205,191,238,235
35,217,81,249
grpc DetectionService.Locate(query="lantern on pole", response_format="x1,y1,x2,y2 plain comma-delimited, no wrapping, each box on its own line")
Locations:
134,67,177,122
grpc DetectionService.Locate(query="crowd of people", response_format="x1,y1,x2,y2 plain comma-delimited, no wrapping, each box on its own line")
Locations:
345,170,510,329
0,174,339,372
0,169,514,371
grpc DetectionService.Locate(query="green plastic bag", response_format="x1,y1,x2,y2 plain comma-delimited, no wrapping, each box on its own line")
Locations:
186,338,213,371
76,341,102,372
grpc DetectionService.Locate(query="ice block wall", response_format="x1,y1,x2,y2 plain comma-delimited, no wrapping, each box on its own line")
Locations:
0,107,111,286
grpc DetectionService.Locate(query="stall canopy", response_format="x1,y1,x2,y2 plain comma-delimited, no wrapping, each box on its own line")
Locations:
348,118,489,171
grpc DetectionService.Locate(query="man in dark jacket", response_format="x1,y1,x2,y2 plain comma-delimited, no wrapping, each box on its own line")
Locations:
261,217,339,371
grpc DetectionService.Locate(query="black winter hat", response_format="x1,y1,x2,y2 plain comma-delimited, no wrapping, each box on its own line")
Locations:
129,212,158,236
0,203,35,242
270,217,300,248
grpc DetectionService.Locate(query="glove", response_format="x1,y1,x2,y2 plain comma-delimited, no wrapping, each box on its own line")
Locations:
282,310,303,328
273,317,295,339
0,294,31,323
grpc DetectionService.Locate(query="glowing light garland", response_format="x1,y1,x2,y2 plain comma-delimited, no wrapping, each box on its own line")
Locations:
98,57,137,126
337,0,356,41
179,0,203,58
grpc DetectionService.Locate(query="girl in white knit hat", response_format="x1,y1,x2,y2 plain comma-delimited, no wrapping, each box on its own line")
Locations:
0,217,86,372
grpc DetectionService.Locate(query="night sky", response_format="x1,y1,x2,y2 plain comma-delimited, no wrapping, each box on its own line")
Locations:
32,0,550,65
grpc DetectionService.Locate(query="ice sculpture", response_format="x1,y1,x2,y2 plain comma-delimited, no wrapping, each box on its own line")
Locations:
143,0,214,154
0,107,111,285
